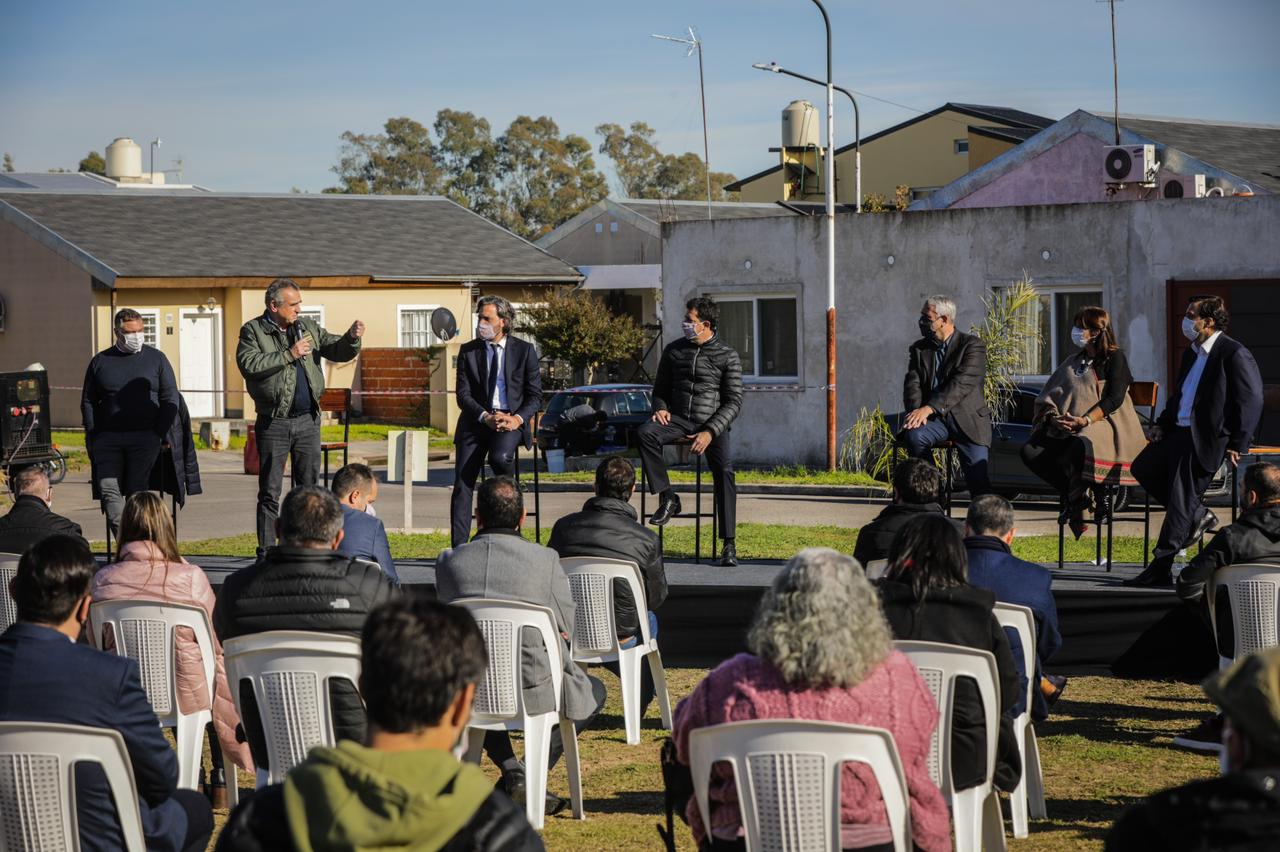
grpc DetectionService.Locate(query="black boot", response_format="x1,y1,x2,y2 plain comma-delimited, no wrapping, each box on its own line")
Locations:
1123,561,1173,587
719,540,738,567
650,493,682,526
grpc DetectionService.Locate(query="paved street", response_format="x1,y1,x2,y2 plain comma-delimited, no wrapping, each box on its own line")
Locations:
52,447,1233,545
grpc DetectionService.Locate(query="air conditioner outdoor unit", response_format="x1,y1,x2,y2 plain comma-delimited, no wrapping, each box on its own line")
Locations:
1103,144,1158,185
1162,174,1207,199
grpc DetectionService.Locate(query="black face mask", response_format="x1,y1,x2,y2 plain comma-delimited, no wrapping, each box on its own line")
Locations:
918,317,936,340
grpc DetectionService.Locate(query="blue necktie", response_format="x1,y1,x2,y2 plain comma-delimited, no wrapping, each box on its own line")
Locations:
933,344,947,390
486,343,499,408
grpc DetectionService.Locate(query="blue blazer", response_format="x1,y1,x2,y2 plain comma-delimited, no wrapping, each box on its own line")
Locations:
454,336,542,448
0,622,185,852
337,505,399,583
964,536,1062,720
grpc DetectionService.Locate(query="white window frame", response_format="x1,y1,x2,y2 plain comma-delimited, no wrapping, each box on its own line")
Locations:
128,308,160,348
714,294,801,384
1007,282,1105,381
397,303,445,348
298,305,325,329
954,138,969,154
508,301,543,354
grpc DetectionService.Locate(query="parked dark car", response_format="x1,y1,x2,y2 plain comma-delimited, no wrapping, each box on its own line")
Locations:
888,382,1230,504
536,384,653,456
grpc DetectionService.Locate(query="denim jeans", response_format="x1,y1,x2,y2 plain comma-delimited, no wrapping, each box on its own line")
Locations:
255,412,320,551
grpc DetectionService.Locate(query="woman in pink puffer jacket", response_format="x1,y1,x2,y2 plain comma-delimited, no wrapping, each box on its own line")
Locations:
92,491,254,786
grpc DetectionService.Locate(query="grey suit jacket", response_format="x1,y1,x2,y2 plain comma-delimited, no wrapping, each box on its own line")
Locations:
435,529,597,720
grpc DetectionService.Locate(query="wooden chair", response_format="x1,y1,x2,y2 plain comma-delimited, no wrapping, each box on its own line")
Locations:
319,388,351,488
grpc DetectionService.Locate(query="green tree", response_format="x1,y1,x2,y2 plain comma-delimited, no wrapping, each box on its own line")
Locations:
434,109,499,216
521,287,644,381
595,121,738,200
326,117,441,195
2,153,13,172
79,151,106,175
494,115,607,240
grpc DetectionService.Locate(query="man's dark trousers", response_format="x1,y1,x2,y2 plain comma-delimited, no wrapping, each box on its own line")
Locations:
1132,426,1216,572
901,413,992,496
450,419,523,547
255,412,321,550
637,414,736,539
92,429,163,536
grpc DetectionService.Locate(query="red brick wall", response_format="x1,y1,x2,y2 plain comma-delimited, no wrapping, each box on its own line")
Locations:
358,348,430,424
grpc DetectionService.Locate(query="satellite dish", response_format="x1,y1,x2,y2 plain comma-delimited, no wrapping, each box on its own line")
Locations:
430,307,459,342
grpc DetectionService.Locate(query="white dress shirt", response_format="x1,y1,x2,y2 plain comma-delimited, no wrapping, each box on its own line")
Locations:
478,337,512,422
1176,331,1221,427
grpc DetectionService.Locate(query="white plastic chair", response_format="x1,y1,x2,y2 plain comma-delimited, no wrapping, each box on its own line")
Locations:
1208,563,1280,669
688,719,913,852
896,640,1006,852
453,598,584,830
0,721,147,851
992,603,1047,838
87,599,239,808
0,553,20,631
864,559,890,580
221,630,362,786
559,556,673,745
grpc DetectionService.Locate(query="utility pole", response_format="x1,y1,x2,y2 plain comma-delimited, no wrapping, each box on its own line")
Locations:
1099,0,1123,144
653,27,713,218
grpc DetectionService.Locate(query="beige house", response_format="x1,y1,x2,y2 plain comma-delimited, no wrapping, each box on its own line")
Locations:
0,191,581,428
727,102,1054,205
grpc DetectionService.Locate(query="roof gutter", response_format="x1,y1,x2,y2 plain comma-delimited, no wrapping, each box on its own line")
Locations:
371,273,583,284
0,201,119,286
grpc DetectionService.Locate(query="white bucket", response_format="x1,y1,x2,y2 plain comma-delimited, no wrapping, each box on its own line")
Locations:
546,449,566,473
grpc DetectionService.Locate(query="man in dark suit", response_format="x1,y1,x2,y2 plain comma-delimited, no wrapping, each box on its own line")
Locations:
1127,295,1264,587
963,494,1064,720
0,465,87,554
853,458,957,566
331,462,398,582
901,295,992,496
450,295,542,547
0,535,213,852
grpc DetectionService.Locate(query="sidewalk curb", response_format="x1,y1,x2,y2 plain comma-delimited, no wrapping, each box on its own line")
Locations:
530,481,890,498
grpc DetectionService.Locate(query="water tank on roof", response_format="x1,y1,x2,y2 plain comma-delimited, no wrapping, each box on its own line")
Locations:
105,137,142,179
781,100,819,149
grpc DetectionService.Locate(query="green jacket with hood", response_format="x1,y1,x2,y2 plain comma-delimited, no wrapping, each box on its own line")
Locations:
236,312,360,419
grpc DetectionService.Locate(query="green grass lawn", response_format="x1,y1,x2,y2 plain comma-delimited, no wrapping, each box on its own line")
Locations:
207,671,1218,851
540,466,884,488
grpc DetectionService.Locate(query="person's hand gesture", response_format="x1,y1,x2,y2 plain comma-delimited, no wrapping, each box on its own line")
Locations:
290,336,313,360
688,430,712,454
652,409,671,426
349,320,365,339
903,406,934,431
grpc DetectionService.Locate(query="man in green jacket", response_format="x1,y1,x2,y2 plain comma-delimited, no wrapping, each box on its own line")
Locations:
236,278,363,552
214,596,544,852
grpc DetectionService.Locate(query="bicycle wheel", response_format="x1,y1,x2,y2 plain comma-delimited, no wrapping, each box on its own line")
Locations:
46,449,67,485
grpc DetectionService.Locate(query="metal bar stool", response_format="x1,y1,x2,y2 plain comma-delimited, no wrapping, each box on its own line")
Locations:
890,441,957,517
1055,484,1117,572
638,441,718,564
483,412,543,543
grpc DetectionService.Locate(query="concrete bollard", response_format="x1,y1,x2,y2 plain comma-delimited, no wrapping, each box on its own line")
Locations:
199,420,231,451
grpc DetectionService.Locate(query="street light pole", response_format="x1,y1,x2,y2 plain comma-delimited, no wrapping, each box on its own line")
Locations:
751,62,861,213
809,0,837,471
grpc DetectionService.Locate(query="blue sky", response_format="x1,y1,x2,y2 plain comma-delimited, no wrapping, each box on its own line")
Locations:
3,0,1277,193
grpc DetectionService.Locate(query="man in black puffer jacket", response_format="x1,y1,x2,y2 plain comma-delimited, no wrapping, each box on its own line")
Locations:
639,296,743,566
214,485,397,773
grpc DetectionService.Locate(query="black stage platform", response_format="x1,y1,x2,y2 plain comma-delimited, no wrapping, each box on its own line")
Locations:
188,557,1183,672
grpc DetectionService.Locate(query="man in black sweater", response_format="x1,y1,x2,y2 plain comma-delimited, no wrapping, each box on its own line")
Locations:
81,308,178,537
0,466,87,554
853,458,958,567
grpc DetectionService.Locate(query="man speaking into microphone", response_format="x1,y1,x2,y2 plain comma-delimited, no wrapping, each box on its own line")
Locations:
638,296,743,566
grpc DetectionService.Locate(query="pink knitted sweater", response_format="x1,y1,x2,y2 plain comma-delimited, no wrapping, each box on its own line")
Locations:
674,651,951,852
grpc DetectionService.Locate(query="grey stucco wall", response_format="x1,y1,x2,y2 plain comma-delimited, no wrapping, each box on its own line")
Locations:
661,196,1280,465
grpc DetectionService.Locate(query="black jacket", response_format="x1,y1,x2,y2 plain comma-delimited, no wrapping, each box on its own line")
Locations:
1157,333,1264,474
455,335,542,449
904,329,992,447
1105,769,1280,852
878,579,1022,792
213,546,399,771
1178,504,1280,604
652,335,743,438
852,502,959,567
547,496,668,639
148,394,202,508
214,782,545,852
0,494,87,554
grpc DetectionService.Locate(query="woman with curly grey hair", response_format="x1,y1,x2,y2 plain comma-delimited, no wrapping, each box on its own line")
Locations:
673,548,951,852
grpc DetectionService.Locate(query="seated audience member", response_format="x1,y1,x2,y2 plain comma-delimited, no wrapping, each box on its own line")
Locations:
674,548,950,852
878,513,1022,793
963,493,1065,719
436,476,606,813
214,597,544,852
1106,647,1280,851
0,464,87,553
1170,461,1280,753
331,462,398,582
853,458,956,566
93,491,254,804
0,535,214,852
214,485,398,773
548,455,668,714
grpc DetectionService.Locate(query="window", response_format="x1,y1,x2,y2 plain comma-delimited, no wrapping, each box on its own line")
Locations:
299,306,325,329
716,296,799,380
132,309,159,347
508,301,542,353
909,186,939,202
398,304,445,347
954,138,969,154
1010,286,1103,376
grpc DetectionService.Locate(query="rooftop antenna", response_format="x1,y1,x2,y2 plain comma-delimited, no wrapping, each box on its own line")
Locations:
150,138,163,181
652,27,713,218
1098,0,1123,145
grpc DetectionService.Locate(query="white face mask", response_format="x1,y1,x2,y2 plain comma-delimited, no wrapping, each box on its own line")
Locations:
1181,316,1200,342
682,321,701,341
364,503,377,517
477,321,497,342
117,331,144,353
1070,326,1089,348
